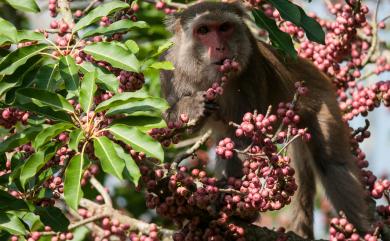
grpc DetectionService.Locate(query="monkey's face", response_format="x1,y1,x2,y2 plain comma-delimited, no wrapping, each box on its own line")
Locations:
172,10,252,84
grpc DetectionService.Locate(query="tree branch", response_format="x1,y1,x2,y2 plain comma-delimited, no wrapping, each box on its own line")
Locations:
90,176,113,207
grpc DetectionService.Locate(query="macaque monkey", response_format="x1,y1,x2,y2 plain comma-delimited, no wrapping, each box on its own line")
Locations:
160,1,373,238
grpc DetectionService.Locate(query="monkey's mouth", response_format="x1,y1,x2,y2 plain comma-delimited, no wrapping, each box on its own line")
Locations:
213,58,228,65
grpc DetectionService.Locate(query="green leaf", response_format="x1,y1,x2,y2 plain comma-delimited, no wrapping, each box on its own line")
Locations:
106,97,169,116
34,64,60,91
68,129,84,151
0,126,42,153
95,91,149,112
16,30,45,43
16,88,74,113
252,10,297,59
73,1,129,32
150,61,174,70
125,39,139,54
64,154,85,211
16,102,73,123
0,190,29,211
5,0,40,13
33,123,74,150
0,55,42,97
59,56,80,94
15,211,43,232
72,226,90,241
0,35,12,47
152,41,173,58
83,41,140,72
266,0,325,44
81,19,149,38
0,17,17,43
34,206,69,232
79,61,119,93
93,136,125,179
113,143,140,185
298,8,325,44
79,70,97,113
3,56,43,105
109,124,164,161
267,0,301,25
20,152,45,187
0,44,48,75
0,212,26,235
112,116,166,132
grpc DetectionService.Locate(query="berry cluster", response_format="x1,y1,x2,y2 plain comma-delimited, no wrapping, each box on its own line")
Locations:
340,81,390,121
299,2,371,88
216,137,235,159
155,1,177,15
48,0,58,17
330,217,361,241
370,179,390,199
141,85,311,240
96,217,131,241
377,205,390,225
129,224,159,241
0,108,29,128
116,70,145,93
205,59,240,101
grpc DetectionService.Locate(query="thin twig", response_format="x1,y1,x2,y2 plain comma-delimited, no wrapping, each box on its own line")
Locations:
174,135,203,148
90,176,113,207
380,15,390,23
40,213,107,236
82,0,100,14
173,129,213,165
142,0,188,9
277,131,306,156
219,188,244,196
44,29,71,33
361,0,381,66
69,213,107,229
351,119,370,136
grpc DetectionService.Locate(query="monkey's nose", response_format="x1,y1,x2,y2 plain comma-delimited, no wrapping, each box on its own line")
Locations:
216,47,225,51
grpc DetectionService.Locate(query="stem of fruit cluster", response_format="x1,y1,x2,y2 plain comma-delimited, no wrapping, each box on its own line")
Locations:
361,0,380,67
57,0,74,26
90,176,113,207
173,128,213,165
276,131,306,156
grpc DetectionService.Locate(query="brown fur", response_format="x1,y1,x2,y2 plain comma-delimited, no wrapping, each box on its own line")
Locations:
160,2,373,238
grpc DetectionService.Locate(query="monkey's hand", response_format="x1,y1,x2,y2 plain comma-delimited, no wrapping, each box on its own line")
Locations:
164,91,218,123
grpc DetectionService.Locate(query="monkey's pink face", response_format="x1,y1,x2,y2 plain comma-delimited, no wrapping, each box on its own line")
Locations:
193,21,234,65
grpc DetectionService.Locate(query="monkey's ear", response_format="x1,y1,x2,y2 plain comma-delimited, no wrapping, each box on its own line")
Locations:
164,12,182,33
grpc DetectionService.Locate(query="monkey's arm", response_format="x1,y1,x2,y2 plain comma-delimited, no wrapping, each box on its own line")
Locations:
160,68,213,123
163,91,215,124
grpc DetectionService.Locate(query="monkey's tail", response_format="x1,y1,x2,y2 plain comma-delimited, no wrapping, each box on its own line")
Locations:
318,161,373,233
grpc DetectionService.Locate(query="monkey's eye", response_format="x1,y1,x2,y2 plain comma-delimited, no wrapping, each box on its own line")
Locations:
219,22,231,32
197,26,209,35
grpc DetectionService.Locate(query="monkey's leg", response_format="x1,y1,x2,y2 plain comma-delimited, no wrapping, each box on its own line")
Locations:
308,108,372,234
287,139,316,239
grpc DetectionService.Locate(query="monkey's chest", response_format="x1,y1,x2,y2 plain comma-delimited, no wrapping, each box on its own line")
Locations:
216,88,266,124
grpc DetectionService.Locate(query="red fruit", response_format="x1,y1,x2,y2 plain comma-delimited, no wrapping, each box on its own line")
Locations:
155,1,165,9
